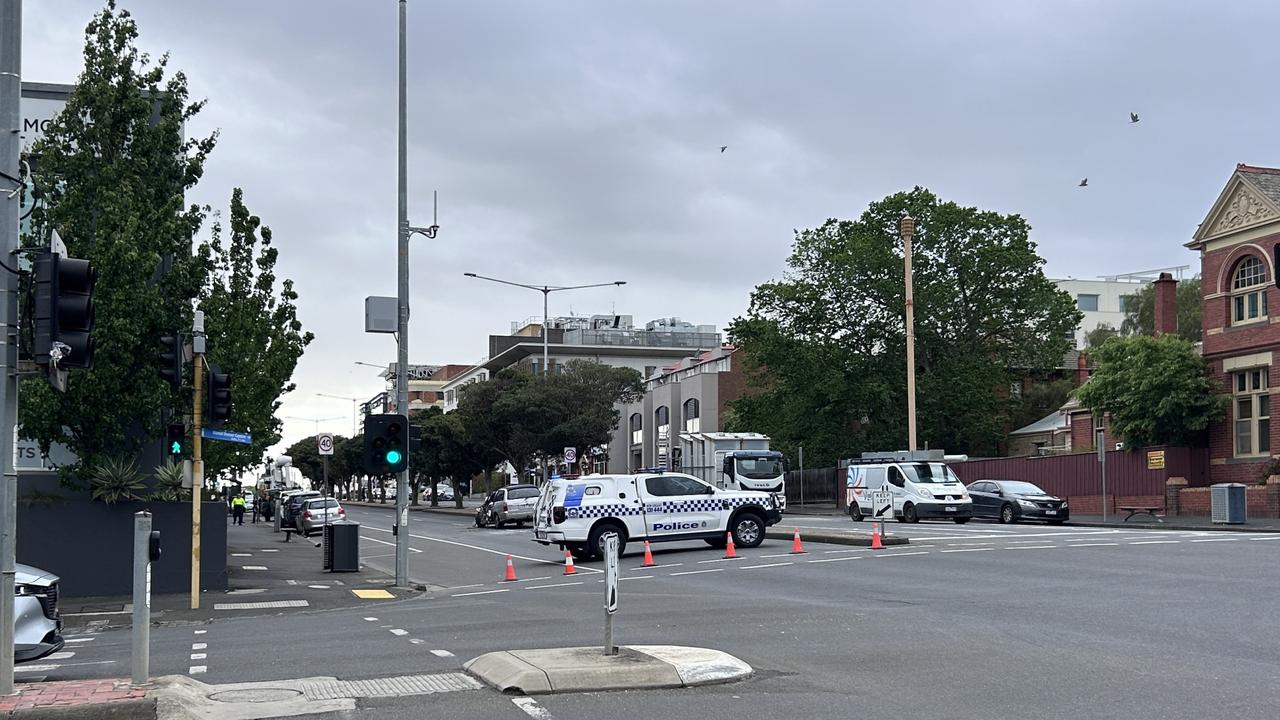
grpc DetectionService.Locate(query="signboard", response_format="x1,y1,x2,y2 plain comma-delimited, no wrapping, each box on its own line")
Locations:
1147,450,1165,470
563,447,577,465
202,428,252,445
604,534,619,615
871,490,893,520
317,433,334,456
1095,428,1106,462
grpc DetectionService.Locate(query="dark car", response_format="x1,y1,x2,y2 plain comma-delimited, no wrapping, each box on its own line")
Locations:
967,480,1068,524
281,491,321,529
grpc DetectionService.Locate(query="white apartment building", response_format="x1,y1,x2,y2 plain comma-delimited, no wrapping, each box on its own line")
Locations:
1052,266,1189,348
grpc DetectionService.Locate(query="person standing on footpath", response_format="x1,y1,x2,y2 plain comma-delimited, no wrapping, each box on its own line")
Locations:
231,494,246,526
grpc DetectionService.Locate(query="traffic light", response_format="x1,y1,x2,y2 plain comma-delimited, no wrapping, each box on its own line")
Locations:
166,423,186,458
363,413,408,474
205,364,231,424
158,332,182,390
33,252,95,369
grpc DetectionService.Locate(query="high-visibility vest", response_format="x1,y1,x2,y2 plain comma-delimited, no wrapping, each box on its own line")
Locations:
231,496,246,508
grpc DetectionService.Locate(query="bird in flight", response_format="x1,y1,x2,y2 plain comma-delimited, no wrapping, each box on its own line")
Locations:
1130,112,1140,123
720,145,728,153
1079,178,1088,187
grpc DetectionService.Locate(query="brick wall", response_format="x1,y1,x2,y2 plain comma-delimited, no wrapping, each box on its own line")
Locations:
1065,494,1164,515
1175,484,1279,517
1206,360,1277,485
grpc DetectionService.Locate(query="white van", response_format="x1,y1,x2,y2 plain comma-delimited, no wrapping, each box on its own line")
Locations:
846,460,972,523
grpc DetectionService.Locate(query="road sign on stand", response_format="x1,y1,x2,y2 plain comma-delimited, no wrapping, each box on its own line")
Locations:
564,447,577,465
871,490,893,520
317,433,334,456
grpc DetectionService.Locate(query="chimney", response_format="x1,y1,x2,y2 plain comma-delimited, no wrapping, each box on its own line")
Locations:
1153,272,1178,337
1076,351,1089,386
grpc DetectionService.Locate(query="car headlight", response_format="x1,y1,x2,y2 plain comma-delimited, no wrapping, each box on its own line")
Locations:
1017,499,1036,508
918,488,933,499
1061,501,1068,509
959,488,970,500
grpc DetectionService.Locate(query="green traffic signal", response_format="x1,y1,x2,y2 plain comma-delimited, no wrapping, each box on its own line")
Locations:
385,449,403,465
169,441,182,455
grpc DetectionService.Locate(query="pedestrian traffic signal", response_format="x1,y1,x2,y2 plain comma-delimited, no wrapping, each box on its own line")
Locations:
33,251,95,370
166,423,186,457
158,332,182,390
205,364,231,424
363,414,408,475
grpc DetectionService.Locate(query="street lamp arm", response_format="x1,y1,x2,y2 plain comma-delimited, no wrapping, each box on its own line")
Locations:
462,273,546,293
547,281,628,293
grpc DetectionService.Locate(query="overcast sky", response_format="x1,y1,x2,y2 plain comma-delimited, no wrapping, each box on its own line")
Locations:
21,0,1280,457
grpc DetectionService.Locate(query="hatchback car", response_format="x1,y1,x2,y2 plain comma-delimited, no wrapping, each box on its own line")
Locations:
967,480,1068,524
296,497,346,535
474,484,540,528
15,563,63,664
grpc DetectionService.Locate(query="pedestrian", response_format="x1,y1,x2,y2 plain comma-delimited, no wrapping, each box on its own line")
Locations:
231,494,246,526
251,492,261,524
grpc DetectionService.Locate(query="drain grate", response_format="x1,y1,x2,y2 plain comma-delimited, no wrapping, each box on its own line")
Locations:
301,673,481,700
213,600,310,611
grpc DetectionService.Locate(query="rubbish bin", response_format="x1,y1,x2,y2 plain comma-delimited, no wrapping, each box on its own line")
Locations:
1210,483,1247,524
323,521,360,572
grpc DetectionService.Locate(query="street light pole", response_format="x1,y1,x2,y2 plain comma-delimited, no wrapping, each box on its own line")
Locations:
0,0,21,694
316,393,362,436
901,214,918,453
462,273,627,377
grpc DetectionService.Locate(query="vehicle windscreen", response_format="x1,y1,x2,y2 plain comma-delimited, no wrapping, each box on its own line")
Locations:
902,463,962,484
736,457,783,479
998,481,1048,495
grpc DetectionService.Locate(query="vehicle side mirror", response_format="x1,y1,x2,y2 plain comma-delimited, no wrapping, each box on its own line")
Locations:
993,489,1003,497
705,485,715,495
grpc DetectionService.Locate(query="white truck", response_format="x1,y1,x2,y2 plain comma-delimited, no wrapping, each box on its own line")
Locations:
679,432,788,510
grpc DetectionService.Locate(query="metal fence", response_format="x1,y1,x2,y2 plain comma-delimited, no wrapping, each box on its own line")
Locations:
947,446,1209,497
784,467,843,506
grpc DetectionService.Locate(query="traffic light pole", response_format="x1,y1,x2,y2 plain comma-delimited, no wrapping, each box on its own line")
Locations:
0,0,22,696
191,342,204,609
394,0,411,589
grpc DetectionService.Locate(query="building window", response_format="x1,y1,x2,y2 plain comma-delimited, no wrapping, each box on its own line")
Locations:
683,398,700,433
1076,294,1099,312
655,406,670,468
1234,368,1270,457
1232,256,1268,325
629,413,642,445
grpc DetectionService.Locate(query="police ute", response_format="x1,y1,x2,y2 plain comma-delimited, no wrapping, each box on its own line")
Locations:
533,471,784,561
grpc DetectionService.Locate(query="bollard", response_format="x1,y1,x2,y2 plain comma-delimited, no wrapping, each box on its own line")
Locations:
274,500,282,533
131,511,152,685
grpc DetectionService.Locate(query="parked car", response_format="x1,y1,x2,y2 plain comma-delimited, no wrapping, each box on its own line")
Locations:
296,497,346,535
424,484,455,502
281,490,321,528
474,484,540,528
14,563,63,664
967,480,1068,524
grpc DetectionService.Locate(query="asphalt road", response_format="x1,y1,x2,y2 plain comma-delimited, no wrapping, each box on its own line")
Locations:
29,505,1280,719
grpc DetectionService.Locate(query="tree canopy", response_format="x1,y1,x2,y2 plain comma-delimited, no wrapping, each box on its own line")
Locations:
728,187,1081,465
1074,335,1224,448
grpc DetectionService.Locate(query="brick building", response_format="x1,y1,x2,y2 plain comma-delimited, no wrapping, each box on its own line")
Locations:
1189,163,1280,486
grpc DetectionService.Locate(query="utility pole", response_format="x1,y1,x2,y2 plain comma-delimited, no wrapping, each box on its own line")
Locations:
0,0,21,696
191,312,205,609
901,213,918,452
394,0,411,588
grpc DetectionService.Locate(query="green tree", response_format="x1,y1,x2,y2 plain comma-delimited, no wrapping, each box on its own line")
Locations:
200,189,313,481
456,369,541,480
1075,335,1225,448
1085,323,1119,349
1008,378,1076,433
19,1,215,480
1120,277,1202,342
729,187,1082,464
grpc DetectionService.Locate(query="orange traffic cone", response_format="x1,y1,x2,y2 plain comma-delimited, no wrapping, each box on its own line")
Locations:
790,528,806,554
642,540,656,567
503,554,518,581
871,522,884,550
563,550,577,576
724,532,738,559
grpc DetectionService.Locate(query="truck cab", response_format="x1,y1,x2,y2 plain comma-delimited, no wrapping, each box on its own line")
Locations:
719,451,787,510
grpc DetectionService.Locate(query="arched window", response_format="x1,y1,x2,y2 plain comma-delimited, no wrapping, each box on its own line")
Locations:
655,406,669,427
655,406,671,468
683,398,700,432
1232,256,1268,325
629,413,642,445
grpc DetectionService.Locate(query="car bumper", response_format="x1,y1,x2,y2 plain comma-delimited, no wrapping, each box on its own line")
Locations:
1019,507,1069,521
533,530,566,545
914,503,973,519
15,596,62,664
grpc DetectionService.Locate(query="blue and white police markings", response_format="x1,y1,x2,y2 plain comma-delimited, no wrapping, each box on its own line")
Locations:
652,520,709,532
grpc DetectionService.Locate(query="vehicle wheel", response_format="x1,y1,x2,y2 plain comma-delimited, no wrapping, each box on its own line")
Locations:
704,537,727,548
849,503,863,522
999,504,1016,524
587,523,627,561
903,503,919,524
953,517,970,524
731,513,766,548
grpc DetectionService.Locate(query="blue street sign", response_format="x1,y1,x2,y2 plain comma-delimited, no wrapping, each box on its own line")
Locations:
202,428,252,445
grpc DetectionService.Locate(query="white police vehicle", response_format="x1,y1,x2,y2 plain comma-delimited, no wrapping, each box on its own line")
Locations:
533,471,784,561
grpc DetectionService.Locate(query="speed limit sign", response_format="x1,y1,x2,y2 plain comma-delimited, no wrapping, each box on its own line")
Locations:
563,447,577,464
317,433,334,456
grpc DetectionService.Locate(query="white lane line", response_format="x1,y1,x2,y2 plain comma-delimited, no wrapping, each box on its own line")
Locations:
409,639,425,645
1067,542,1119,547
1007,545,1057,550
193,630,207,635
1129,540,1181,545
189,665,207,675
364,526,602,573
361,535,423,552
430,649,455,658
47,651,75,660
512,696,555,720
807,556,863,564
759,553,800,558
448,584,485,590
230,553,252,557
389,629,408,636
65,637,96,644
363,617,378,622
17,660,116,674
1190,538,1240,543
945,542,993,547
621,575,654,581
286,580,298,585
514,576,554,583
190,653,207,660
873,551,930,558
1250,536,1280,540
941,547,993,553
823,548,871,554
697,558,744,564
241,565,268,571
629,563,681,571
452,589,510,597
740,562,793,570
525,581,584,590
192,643,207,651
670,568,724,576
259,549,279,552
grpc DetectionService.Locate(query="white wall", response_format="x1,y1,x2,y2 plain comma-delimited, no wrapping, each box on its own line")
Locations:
1053,278,1149,347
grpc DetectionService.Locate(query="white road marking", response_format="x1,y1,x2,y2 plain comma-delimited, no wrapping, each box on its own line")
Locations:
946,542,993,547
241,565,268,571
231,553,252,557
189,665,207,675
629,562,681,570
1007,545,1057,550
452,589,510,597
448,584,485,590
390,629,409,636
190,653,207,660
364,526,602,572
823,548,871,554
214,600,309,611
16,660,116,673
227,588,267,595
807,556,863,564
363,617,378,622
361,535,423,552
670,568,724,576
512,696,555,719
409,639,425,645
1190,538,1240,543
65,637,96,644
1067,542,1119,547
697,557,744,564
622,575,654,581
192,643,207,651
286,580,298,585
259,549,279,552
46,651,74,660
740,562,793,570
514,576,554,583
194,630,207,635
941,547,993,553
1129,540,1181,545
873,551,930,558
308,585,330,590
759,553,800,558
526,581,584,590
1250,536,1280,540
430,649,455,658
